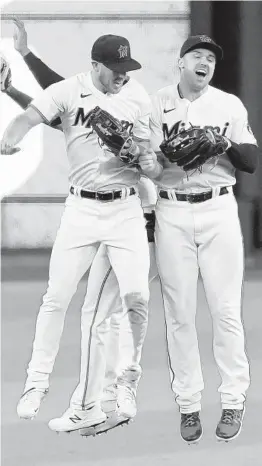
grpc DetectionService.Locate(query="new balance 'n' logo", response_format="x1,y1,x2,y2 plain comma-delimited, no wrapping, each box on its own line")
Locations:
69,415,82,423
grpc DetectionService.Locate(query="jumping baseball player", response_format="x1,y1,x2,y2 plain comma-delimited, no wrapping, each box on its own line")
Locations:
139,35,260,443
1,33,153,433
1,20,158,435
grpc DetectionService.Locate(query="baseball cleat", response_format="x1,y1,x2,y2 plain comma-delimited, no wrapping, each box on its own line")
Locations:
180,411,203,444
101,385,118,415
17,388,48,420
80,410,131,437
216,407,245,442
116,384,137,419
48,405,106,432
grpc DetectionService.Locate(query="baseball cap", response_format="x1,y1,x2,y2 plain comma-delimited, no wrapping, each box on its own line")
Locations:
91,35,141,73
180,35,223,60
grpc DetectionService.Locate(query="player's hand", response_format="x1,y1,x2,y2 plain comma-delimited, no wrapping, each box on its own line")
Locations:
0,140,21,155
0,53,12,93
13,17,30,57
138,148,158,172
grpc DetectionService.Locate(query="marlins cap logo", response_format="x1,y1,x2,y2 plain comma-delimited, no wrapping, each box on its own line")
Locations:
118,45,128,59
199,35,212,43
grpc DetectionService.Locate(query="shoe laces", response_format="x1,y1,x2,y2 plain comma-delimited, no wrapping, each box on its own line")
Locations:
221,409,235,424
183,412,199,427
222,409,243,423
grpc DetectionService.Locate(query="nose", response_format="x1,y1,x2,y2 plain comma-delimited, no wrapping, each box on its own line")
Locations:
199,56,209,66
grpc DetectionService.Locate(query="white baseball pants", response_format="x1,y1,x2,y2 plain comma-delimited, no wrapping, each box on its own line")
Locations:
71,242,157,401
24,191,150,409
155,189,250,413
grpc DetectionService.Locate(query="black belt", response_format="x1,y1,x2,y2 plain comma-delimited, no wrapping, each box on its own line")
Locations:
70,186,136,202
159,187,229,203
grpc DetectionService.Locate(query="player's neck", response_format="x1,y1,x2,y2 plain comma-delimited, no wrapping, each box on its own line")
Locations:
178,80,208,102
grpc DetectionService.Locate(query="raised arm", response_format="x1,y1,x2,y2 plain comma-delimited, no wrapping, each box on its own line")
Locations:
13,17,65,89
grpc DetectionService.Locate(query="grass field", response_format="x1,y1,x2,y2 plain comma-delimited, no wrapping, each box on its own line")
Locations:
1,252,262,466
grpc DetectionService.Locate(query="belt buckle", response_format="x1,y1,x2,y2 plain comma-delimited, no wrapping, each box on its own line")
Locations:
187,193,202,203
186,193,194,203
96,190,115,202
108,190,115,202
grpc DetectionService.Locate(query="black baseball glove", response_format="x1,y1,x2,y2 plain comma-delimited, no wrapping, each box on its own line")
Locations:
160,126,230,171
89,106,139,164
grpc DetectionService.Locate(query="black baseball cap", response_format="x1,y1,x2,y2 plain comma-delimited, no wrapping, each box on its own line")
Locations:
91,35,141,73
180,35,223,61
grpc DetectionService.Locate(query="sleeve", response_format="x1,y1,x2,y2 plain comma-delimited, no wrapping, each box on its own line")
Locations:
24,52,65,89
149,93,164,152
230,96,258,145
29,80,70,124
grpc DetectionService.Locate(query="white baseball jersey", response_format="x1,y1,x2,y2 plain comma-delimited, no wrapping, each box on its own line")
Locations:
150,84,257,192
30,71,151,191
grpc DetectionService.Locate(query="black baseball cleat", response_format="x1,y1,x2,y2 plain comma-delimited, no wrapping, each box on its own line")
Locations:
216,408,245,442
180,411,203,444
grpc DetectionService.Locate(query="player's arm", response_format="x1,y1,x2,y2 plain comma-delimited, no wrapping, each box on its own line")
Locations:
1,60,62,129
138,93,164,179
1,80,67,154
0,106,46,154
4,85,62,129
4,85,32,109
1,51,32,109
225,98,261,174
13,17,65,89
132,95,163,179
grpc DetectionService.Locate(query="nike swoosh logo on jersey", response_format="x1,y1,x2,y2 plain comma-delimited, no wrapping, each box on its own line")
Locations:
163,108,176,114
80,93,92,98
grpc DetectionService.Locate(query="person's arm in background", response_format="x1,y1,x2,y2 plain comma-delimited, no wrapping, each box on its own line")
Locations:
13,17,65,88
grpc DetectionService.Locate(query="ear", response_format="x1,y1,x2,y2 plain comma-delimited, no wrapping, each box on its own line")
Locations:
91,61,99,71
178,58,184,71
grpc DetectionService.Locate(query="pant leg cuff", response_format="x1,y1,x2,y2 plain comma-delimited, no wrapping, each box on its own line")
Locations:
221,402,244,410
179,403,201,414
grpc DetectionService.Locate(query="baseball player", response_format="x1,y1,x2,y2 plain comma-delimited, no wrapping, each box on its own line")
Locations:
1,21,158,435
140,35,260,443
1,33,153,433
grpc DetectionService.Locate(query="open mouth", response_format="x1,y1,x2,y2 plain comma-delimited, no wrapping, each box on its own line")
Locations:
195,69,207,77
114,80,124,87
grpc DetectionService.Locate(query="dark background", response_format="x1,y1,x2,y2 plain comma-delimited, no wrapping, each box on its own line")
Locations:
191,1,262,254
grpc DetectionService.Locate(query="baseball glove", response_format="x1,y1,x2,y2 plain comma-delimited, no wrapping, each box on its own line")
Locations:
0,53,12,93
89,106,139,164
160,126,230,171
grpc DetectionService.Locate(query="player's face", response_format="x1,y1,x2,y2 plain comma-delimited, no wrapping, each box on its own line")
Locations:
180,48,216,90
97,63,127,94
